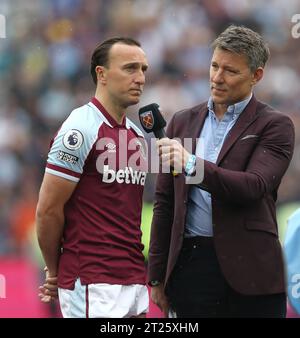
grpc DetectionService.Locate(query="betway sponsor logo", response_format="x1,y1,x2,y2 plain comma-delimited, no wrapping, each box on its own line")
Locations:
102,165,146,186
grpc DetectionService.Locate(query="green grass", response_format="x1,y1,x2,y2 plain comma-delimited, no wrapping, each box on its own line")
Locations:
141,202,154,261
277,202,300,244
140,201,300,259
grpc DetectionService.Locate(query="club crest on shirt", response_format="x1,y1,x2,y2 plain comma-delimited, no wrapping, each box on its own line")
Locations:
63,129,84,151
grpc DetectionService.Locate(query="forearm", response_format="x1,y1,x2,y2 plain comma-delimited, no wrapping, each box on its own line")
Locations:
197,117,294,205
148,173,174,282
199,160,267,204
36,210,65,277
149,212,172,282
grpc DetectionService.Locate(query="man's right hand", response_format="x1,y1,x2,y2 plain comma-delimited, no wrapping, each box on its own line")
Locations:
150,284,169,317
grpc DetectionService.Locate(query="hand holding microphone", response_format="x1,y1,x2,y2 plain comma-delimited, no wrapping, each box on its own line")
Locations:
138,103,190,176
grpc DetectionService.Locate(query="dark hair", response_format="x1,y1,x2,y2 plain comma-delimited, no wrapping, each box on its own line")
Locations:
211,25,270,72
90,37,141,85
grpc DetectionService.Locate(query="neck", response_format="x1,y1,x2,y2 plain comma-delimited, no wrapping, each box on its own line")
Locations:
213,103,228,120
94,89,126,124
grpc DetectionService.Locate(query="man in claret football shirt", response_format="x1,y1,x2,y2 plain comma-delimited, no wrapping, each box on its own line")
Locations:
36,37,149,318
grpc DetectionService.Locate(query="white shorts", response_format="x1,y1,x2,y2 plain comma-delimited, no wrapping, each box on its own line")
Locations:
58,278,149,318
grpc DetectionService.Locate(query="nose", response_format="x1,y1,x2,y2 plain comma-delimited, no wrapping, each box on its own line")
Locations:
134,69,146,85
212,68,224,84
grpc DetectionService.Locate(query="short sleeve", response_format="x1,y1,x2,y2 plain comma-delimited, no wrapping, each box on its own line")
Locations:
46,106,99,182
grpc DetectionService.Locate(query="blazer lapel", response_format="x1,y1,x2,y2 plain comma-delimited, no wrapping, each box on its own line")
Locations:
187,103,208,154
183,103,208,194
216,96,259,165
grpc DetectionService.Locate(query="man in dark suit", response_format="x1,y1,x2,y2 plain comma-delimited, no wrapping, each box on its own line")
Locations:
147,25,295,318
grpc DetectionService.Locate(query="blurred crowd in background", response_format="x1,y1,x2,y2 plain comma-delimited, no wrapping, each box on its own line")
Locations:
0,0,300,316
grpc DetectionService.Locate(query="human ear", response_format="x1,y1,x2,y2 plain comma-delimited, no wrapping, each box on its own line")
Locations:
251,67,264,85
95,66,107,85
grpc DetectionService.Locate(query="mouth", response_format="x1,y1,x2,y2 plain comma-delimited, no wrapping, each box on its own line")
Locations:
211,86,227,93
130,88,142,94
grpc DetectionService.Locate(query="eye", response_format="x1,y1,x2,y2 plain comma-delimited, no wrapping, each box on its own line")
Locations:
123,64,137,72
226,68,239,74
125,66,135,73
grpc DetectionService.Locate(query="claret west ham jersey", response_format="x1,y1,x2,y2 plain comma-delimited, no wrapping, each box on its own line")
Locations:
46,97,147,289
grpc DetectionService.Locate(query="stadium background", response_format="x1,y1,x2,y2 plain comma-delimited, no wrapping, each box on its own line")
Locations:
0,0,299,317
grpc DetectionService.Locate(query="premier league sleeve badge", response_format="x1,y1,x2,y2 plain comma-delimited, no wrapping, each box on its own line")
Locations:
63,129,84,151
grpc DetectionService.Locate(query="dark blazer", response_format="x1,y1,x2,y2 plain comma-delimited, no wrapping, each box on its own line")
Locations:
148,96,295,295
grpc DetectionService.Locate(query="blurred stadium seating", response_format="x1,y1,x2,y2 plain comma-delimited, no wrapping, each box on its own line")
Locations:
0,0,299,317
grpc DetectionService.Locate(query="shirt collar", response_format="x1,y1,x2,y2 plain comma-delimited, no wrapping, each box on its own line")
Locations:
207,93,253,119
90,97,129,129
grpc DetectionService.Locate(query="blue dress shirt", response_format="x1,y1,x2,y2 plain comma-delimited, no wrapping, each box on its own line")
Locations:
185,94,252,237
